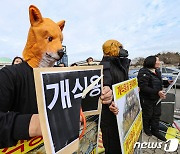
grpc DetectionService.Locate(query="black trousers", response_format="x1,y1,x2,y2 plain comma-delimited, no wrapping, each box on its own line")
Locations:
101,123,122,154
140,97,161,133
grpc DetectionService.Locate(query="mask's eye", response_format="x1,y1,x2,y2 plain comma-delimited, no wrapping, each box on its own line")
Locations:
119,46,123,49
47,36,53,42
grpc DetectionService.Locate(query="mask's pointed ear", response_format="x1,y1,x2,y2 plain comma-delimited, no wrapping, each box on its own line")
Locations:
57,20,65,31
29,5,43,26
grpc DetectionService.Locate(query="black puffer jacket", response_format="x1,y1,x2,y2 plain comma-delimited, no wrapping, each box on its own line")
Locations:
137,67,163,100
100,56,130,127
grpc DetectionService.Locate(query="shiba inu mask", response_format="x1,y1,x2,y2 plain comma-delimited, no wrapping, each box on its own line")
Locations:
23,5,65,68
102,39,123,57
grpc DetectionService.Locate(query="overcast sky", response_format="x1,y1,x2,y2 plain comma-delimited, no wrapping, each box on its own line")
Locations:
0,0,179,64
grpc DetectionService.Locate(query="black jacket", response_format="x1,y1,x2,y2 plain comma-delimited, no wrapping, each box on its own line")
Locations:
100,56,130,127
0,62,38,148
137,67,163,100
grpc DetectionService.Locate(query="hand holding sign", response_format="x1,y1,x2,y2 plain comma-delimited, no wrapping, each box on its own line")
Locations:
109,102,119,115
158,91,166,99
29,114,42,137
100,86,113,104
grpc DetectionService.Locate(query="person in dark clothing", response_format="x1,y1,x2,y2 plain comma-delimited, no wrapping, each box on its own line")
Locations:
100,39,131,154
0,62,39,148
137,56,166,141
86,57,97,66
0,5,113,149
0,5,65,148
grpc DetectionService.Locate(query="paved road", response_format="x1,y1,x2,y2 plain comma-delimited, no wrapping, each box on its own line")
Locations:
141,88,180,154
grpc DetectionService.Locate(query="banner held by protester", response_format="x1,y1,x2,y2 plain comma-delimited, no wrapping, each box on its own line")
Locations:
112,78,143,154
34,65,103,154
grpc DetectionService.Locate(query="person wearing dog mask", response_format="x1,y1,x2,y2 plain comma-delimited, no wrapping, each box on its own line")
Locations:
100,39,131,154
0,5,113,148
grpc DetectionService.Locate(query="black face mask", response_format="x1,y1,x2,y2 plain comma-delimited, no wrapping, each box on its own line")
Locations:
119,48,129,58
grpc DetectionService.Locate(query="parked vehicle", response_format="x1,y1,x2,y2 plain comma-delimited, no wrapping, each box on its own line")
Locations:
128,69,139,79
129,67,180,87
161,67,180,87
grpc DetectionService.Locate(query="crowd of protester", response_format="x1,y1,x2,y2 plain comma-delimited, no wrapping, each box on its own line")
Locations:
0,40,168,153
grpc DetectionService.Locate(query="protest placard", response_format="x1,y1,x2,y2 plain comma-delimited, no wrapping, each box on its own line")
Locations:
112,78,143,154
0,136,44,154
33,65,103,154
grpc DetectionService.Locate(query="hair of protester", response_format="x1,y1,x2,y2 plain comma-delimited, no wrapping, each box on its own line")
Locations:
12,56,24,65
86,57,93,62
143,55,157,69
59,62,66,67
71,63,78,66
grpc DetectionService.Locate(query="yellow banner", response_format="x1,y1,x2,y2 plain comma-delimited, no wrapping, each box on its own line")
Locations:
123,112,142,154
0,136,43,154
166,127,180,142
114,78,138,100
97,131,105,153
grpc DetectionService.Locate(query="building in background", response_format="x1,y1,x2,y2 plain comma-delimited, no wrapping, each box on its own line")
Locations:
0,57,12,69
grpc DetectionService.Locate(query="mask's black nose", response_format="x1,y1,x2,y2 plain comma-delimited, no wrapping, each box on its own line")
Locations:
57,49,64,59
119,48,129,58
